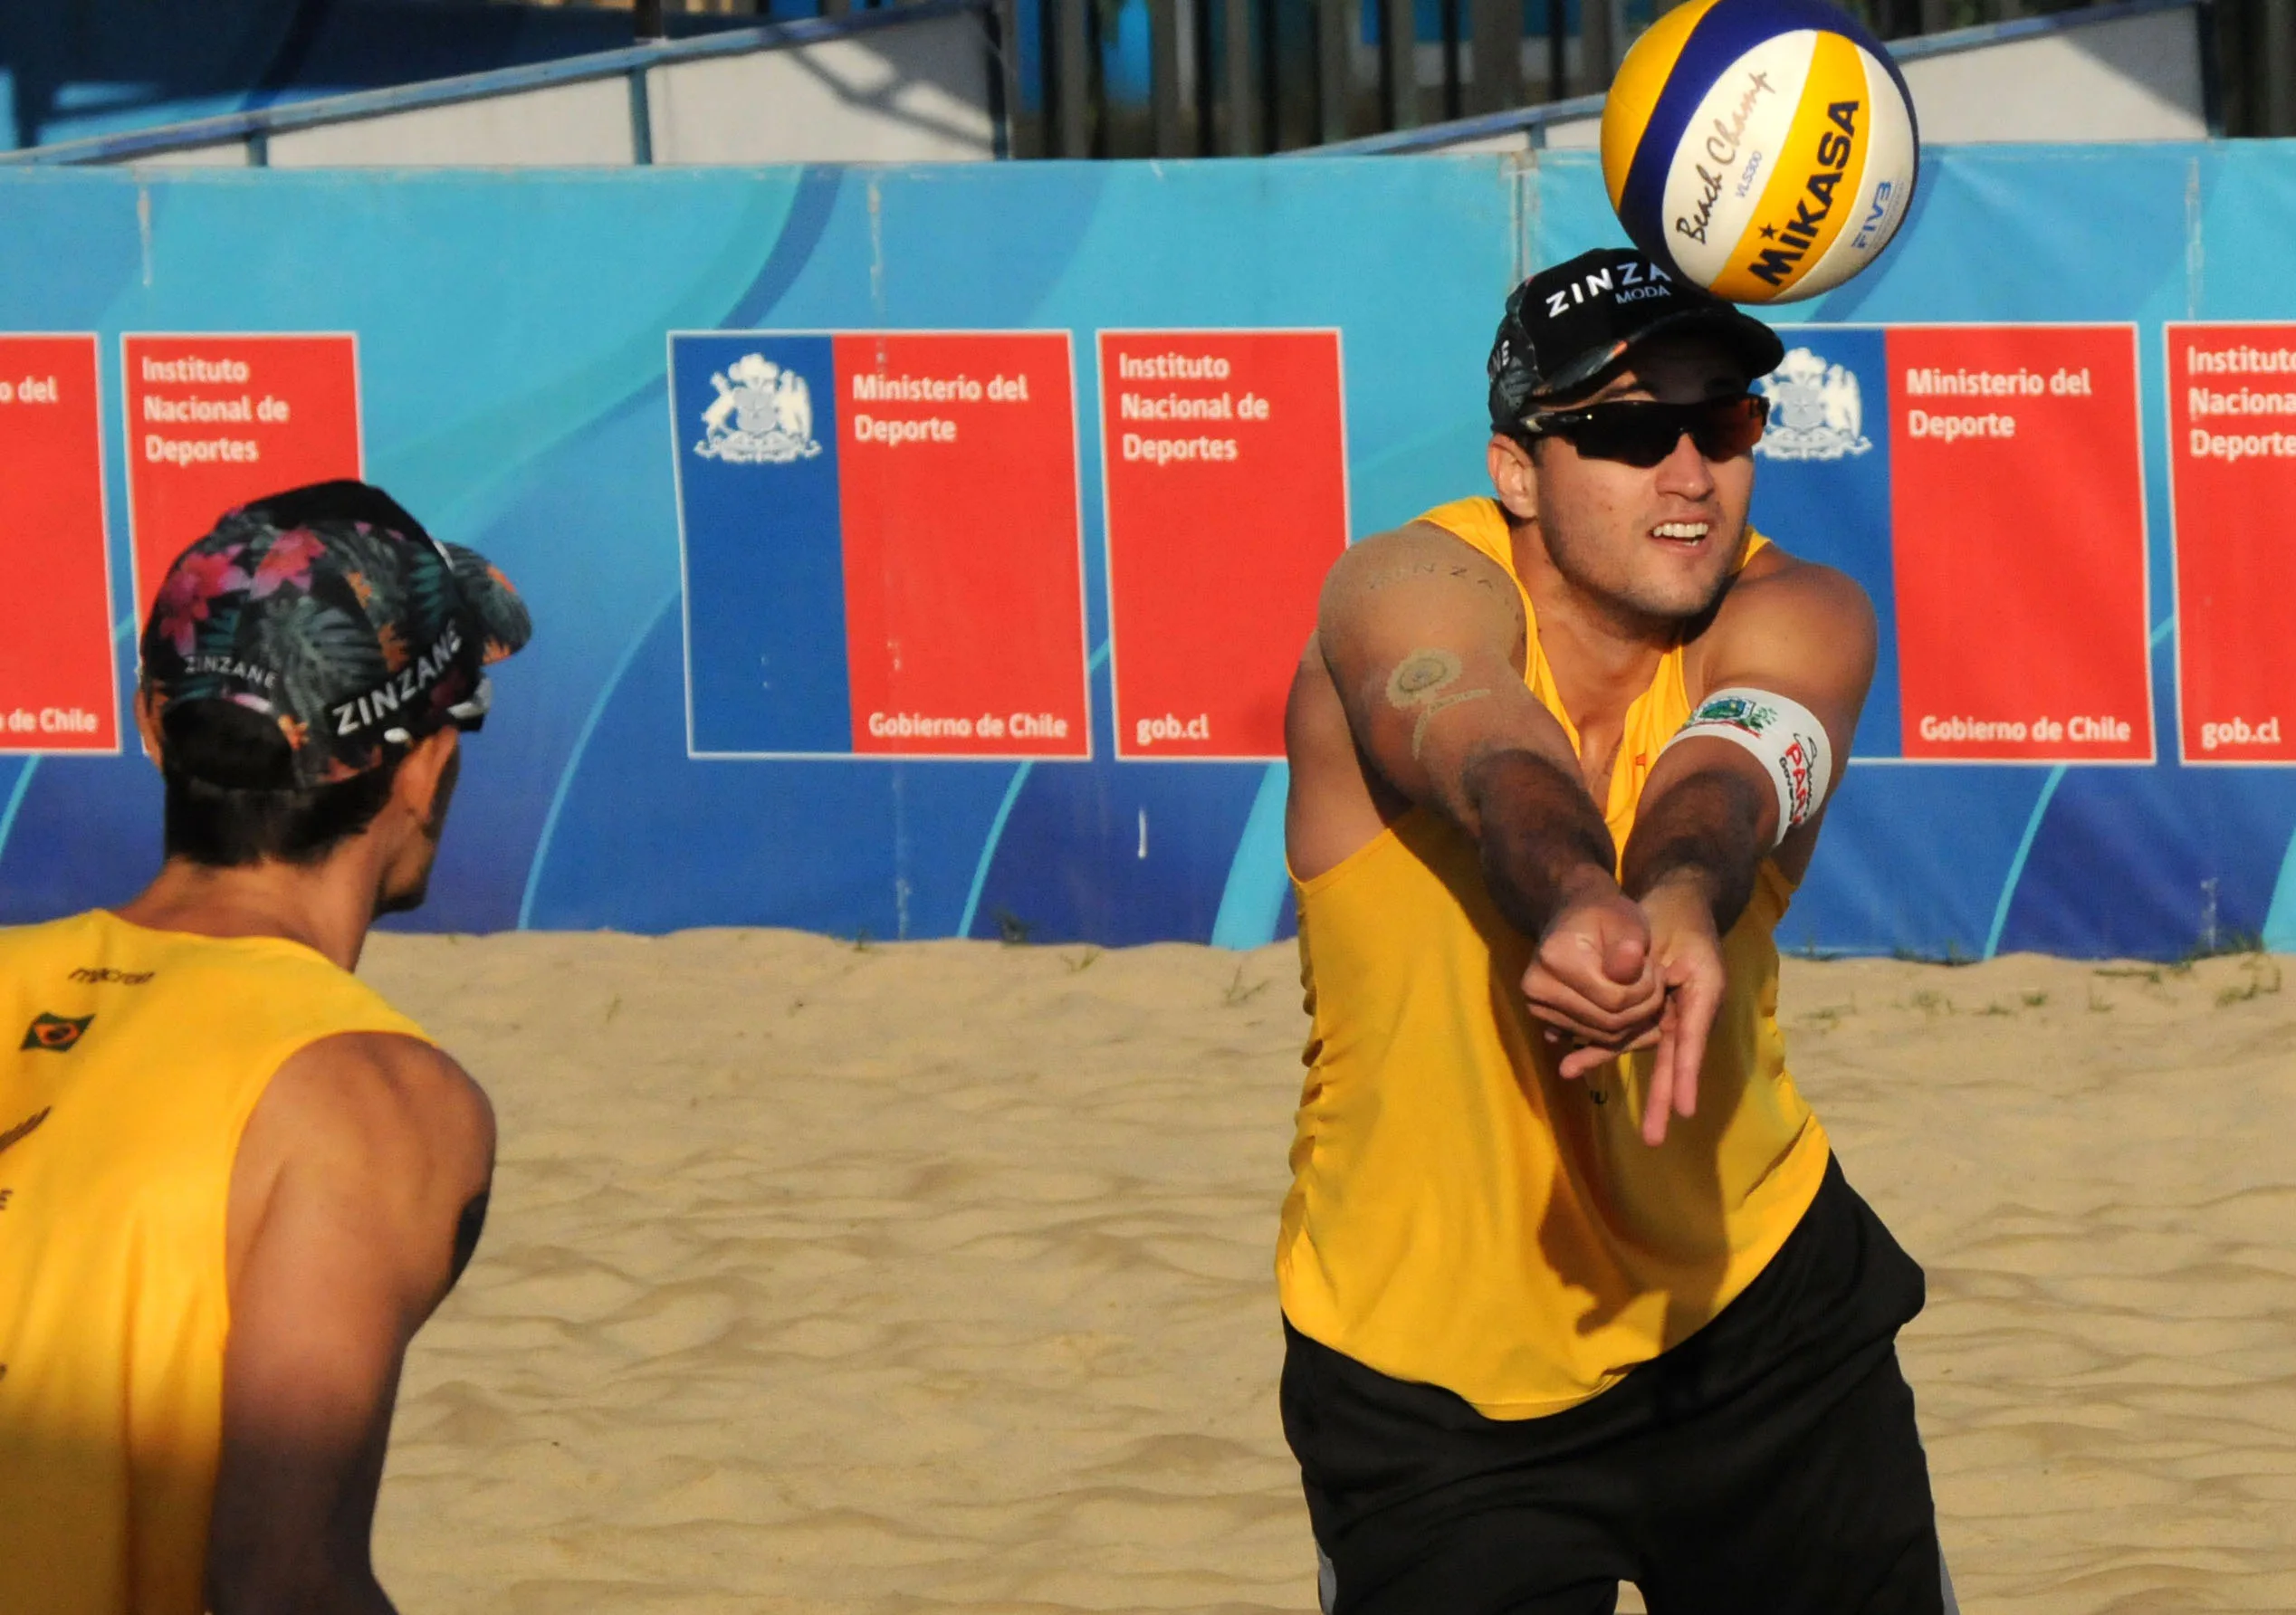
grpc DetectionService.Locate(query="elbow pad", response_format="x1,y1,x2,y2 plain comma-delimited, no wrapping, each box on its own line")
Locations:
1660,687,1834,847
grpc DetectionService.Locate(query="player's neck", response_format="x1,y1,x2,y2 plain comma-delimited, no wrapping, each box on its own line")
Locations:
1511,522,1676,713
114,855,383,971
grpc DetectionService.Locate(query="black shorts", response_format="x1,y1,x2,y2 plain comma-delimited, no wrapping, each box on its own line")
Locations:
1281,1157,1947,1615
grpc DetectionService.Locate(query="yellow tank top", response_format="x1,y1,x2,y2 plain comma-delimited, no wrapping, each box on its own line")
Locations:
0,909,428,1615
1277,496,1831,1419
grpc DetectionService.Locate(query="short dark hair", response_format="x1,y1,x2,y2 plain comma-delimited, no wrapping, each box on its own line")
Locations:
1498,424,1555,467
160,700,402,868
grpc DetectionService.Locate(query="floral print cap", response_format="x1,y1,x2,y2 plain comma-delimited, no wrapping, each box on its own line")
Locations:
141,480,531,788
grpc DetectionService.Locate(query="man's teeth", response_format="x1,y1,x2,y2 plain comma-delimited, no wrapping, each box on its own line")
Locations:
1652,521,1710,540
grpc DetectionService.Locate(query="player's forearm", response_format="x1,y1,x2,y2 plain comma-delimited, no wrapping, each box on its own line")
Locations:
1619,768,1767,932
1463,749,1621,939
207,1429,400,1615
207,1555,398,1615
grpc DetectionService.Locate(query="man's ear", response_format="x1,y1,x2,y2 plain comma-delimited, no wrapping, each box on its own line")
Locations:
1488,433,1540,522
391,728,460,821
135,689,167,774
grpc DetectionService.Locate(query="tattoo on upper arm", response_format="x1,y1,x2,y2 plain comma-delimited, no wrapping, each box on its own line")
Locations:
1362,559,1498,594
1385,648,1494,761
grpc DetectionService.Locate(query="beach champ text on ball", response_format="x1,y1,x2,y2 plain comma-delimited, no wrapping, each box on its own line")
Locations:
1601,0,1920,304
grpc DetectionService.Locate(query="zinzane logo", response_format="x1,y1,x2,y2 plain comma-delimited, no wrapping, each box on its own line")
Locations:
1543,259,1670,320
186,654,275,689
332,623,464,738
1746,101,1861,290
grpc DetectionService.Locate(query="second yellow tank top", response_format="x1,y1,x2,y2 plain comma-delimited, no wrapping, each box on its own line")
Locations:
1277,496,1832,1419
0,909,430,1615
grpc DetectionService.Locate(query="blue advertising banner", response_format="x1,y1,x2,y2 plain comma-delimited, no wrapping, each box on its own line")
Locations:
674,327,1093,762
3,148,2296,961
1741,325,1900,757
671,332,855,759
1747,322,2154,766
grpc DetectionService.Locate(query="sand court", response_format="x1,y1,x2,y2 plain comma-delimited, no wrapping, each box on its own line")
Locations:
361,932,2296,1613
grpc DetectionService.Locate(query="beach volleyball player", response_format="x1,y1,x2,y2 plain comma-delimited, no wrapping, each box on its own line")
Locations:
0,482,529,1613
1278,248,1950,1613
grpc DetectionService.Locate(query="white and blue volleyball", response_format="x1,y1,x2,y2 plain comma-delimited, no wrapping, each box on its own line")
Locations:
1601,0,1919,304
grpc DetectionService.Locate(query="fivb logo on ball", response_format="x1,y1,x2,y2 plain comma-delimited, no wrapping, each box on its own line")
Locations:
1602,0,1919,304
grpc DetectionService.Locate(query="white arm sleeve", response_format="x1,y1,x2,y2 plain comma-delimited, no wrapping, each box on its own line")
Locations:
1658,686,1835,848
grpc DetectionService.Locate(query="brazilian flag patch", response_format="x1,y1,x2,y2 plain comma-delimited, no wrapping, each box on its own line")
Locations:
21,1012,92,1053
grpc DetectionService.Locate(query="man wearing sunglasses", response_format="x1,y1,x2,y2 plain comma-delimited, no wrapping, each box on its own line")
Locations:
1277,249,1947,1613
0,481,529,1613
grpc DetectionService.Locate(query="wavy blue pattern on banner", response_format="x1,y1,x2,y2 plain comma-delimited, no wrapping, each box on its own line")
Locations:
2264,843,2296,951
5,150,2296,957
1210,763,1291,951
517,588,682,932
1985,767,2066,960
958,761,1034,941
0,760,37,878
1985,620,2176,960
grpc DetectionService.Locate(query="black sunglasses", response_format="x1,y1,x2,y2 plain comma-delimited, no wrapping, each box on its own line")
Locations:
1516,394,1770,468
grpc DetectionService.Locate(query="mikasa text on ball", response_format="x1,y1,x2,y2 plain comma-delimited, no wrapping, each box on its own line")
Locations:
1601,0,1918,304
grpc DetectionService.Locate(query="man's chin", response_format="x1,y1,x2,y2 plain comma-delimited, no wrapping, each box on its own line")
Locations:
376,819,449,922
1622,576,1732,625
373,875,431,920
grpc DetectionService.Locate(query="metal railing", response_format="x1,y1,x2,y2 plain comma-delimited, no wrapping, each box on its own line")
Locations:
1306,0,2215,153
1006,0,2255,157
2221,0,2296,133
1,0,1002,167
15,0,2291,170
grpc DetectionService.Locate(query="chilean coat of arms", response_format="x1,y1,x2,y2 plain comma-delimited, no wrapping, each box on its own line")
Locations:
696,353,822,465
1753,347,1872,463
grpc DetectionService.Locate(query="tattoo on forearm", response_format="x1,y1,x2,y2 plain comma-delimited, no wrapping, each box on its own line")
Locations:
1622,771,1765,931
1385,648,1494,761
1463,749,1618,939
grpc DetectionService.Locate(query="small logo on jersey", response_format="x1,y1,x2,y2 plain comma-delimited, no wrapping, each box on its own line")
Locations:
68,967,153,986
0,1108,50,1154
21,1013,91,1053
1754,347,1871,462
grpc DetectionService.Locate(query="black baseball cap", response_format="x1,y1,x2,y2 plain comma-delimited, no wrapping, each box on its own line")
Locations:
141,480,531,788
1488,247,1785,431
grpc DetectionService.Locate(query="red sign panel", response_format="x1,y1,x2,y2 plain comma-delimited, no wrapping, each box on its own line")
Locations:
833,331,1089,758
1098,330,1349,760
0,336,117,753
2165,323,2296,764
122,334,363,621
1888,325,2151,762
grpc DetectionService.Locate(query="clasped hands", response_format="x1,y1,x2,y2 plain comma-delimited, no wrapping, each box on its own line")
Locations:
1522,869,1727,1147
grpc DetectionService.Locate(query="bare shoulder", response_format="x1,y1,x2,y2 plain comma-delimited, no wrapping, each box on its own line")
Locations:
1321,521,1522,622
1728,539,1874,617
1698,540,1878,677
245,1033,494,1203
